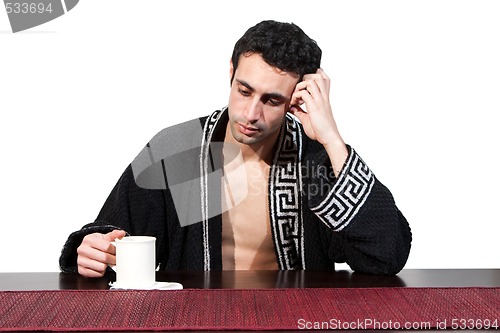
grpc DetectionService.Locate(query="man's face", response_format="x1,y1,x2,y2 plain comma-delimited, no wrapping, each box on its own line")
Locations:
227,53,299,146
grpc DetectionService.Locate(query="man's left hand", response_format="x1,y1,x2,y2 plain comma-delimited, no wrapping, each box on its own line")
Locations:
289,69,348,175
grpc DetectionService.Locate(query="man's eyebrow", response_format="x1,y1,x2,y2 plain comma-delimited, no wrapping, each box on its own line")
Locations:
235,79,290,102
264,92,289,102
235,79,254,92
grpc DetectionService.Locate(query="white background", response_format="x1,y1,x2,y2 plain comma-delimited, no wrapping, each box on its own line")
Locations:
0,0,498,272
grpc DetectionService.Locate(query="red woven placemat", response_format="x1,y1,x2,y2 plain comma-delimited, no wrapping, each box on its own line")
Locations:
1,288,498,331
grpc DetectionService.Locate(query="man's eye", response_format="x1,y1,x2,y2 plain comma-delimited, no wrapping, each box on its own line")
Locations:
238,89,251,96
268,99,281,107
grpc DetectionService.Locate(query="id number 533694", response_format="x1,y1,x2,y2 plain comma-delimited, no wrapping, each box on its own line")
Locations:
5,2,53,14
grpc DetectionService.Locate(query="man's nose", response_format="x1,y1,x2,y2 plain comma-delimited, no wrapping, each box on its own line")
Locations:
244,97,263,123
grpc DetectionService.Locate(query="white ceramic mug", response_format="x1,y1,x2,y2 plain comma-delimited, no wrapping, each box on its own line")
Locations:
110,236,156,288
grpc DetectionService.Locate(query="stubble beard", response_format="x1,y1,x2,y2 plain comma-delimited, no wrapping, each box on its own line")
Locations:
229,120,263,146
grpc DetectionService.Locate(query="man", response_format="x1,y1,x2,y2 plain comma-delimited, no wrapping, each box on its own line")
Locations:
60,20,411,276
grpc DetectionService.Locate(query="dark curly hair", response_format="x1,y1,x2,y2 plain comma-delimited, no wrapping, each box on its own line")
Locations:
231,20,322,82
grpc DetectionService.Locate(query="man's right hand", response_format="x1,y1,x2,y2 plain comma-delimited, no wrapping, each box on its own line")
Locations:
76,229,126,278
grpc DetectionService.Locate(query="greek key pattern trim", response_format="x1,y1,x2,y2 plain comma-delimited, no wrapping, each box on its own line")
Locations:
311,149,375,231
269,115,304,270
200,108,224,270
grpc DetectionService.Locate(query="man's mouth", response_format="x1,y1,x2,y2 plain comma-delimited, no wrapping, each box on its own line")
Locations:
237,123,260,136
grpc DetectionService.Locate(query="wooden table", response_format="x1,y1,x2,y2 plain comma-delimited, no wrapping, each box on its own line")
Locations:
1,269,499,290
1,270,498,332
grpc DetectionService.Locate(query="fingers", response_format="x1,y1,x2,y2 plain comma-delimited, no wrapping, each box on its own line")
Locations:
290,69,330,113
289,104,308,125
106,229,126,242
76,230,125,278
296,68,330,101
289,68,338,144
289,104,304,117
291,87,314,109
77,256,108,278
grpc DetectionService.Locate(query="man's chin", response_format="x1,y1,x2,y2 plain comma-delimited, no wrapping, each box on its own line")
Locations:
233,134,260,145
230,124,260,145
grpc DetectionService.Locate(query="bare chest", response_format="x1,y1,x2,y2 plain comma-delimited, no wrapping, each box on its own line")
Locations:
221,161,277,270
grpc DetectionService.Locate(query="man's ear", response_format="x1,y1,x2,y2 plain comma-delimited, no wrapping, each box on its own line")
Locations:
229,59,234,86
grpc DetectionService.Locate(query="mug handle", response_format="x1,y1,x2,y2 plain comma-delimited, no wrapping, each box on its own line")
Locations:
108,240,117,272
